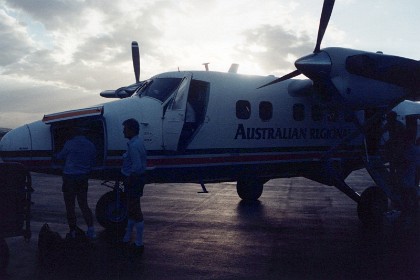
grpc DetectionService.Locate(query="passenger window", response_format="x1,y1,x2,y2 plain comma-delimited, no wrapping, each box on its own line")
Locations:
259,101,272,121
293,104,305,121
236,100,251,119
311,105,323,121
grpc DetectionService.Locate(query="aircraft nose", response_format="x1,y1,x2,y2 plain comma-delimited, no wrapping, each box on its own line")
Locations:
0,125,31,161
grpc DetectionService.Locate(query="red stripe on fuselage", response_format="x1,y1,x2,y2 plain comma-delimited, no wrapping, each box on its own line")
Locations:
3,150,363,169
105,151,362,168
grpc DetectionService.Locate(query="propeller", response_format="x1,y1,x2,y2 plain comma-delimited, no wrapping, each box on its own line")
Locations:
100,41,143,98
258,0,335,89
314,0,335,53
257,70,301,89
132,41,140,83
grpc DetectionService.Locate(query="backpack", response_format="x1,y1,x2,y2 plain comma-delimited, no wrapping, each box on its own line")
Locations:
38,223,64,265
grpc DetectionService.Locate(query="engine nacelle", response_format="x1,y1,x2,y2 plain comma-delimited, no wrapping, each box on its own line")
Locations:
296,47,420,109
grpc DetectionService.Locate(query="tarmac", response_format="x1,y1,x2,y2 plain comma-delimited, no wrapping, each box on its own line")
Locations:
2,169,420,280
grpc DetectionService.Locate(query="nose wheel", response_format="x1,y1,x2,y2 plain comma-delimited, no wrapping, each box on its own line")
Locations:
95,191,127,231
357,186,388,227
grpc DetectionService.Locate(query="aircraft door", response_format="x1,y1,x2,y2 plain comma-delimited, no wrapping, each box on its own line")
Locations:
162,73,192,150
51,118,105,168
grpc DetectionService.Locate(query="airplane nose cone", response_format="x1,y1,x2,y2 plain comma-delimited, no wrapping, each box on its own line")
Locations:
295,51,332,81
0,125,31,161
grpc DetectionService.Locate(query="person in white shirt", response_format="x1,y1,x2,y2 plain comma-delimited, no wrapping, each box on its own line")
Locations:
120,118,147,256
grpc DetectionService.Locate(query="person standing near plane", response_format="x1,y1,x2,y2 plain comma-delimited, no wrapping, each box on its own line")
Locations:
383,111,407,198
400,136,419,226
56,127,97,239
382,111,419,228
416,138,420,188
121,118,147,255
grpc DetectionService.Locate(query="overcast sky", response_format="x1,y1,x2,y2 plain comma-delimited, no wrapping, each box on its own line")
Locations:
0,0,419,128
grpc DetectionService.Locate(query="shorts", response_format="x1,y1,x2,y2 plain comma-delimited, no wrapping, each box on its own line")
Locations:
123,173,145,197
62,174,89,193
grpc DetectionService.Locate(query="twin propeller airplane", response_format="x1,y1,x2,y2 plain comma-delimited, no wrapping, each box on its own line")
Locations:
1,0,419,229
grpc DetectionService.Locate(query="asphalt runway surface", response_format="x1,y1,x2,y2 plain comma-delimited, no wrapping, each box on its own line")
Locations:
2,170,420,280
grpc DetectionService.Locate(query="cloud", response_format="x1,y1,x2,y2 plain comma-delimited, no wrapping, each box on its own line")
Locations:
1,0,418,129
235,24,313,76
0,0,311,128
0,74,105,128
0,0,186,128
0,9,35,67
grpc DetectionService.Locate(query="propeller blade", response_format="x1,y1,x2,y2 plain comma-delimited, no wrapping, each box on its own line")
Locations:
132,41,140,83
314,0,335,53
258,1,335,89
257,69,301,89
100,90,117,98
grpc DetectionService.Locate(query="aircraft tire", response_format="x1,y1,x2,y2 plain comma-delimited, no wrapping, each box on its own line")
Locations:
95,191,127,231
236,178,264,201
0,238,9,274
357,186,388,227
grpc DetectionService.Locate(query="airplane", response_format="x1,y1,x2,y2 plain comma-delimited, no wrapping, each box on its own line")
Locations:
0,0,419,230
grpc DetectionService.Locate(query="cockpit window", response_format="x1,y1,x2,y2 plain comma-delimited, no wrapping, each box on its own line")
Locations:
135,78,182,102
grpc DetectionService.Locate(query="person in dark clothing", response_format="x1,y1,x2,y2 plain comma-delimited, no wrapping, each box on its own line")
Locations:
383,111,407,202
416,138,420,188
56,128,96,239
383,112,418,227
397,138,419,228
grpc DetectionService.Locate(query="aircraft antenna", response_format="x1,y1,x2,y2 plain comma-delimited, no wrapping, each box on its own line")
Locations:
228,63,239,74
203,63,210,71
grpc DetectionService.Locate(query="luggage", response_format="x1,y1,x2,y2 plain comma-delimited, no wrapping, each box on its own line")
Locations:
0,162,32,239
38,223,64,265
0,162,32,273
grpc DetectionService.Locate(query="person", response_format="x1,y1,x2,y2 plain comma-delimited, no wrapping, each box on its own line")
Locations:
395,137,419,229
121,118,147,255
416,138,420,189
56,127,97,239
382,111,407,202
383,111,407,156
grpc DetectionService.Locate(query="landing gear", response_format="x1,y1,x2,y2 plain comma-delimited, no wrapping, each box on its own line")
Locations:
236,178,264,201
0,238,9,274
357,186,388,227
95,191,127,231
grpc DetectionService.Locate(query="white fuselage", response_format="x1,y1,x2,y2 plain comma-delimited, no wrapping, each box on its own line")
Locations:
0,71,374,184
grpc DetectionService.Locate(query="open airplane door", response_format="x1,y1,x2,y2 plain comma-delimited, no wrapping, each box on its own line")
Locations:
42,106,106,168
162,73,192,151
